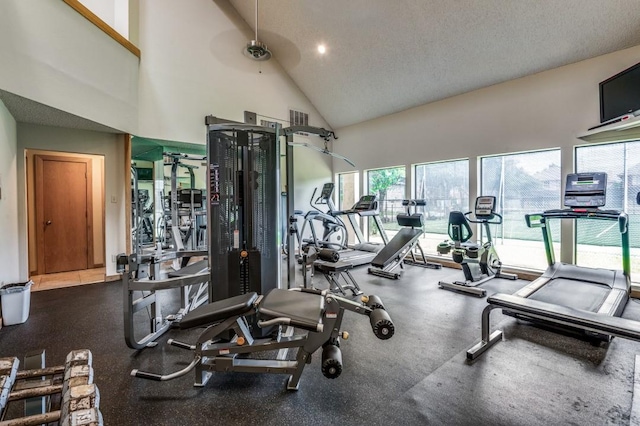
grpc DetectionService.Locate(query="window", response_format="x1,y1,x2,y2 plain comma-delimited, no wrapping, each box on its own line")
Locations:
338,172,360,245
414,159,469,254
481,150,562,270
338,172,359,211
575,141,640,279
367,166,406,242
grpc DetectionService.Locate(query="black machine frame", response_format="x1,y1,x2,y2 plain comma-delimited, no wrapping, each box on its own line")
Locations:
131,287,395,390
121,122,372,349
207,124,281,304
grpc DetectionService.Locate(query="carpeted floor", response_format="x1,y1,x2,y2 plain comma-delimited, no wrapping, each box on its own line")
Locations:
1,263,639,425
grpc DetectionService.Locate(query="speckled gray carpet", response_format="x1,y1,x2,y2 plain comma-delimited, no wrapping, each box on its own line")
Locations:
1,263,638,425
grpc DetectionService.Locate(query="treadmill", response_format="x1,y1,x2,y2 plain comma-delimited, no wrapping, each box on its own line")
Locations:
507,172,630,339
334,193,390,267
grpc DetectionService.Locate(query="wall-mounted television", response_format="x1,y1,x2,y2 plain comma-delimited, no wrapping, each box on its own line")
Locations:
599,61,640,123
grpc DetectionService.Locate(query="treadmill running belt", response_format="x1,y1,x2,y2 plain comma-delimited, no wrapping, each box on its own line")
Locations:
529,278,610,313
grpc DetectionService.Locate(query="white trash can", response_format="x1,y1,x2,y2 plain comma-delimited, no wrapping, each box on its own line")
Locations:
0,281,33,326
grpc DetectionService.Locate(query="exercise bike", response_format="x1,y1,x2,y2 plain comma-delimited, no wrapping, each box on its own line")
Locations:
131,287,394,390
437,196,517,297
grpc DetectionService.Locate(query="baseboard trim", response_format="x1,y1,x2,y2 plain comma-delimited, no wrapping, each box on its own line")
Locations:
105,274,121,282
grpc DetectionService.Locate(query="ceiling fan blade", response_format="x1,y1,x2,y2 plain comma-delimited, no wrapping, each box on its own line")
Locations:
287,142,355,167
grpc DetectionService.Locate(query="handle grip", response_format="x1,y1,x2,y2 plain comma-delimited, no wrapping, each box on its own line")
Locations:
131,369,163,381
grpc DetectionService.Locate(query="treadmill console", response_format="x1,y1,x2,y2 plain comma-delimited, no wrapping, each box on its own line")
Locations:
564,172,607,208
352,195,378,211
475,196,496,218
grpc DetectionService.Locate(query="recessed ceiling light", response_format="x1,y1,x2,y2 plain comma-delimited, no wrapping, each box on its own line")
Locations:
317,44,326,54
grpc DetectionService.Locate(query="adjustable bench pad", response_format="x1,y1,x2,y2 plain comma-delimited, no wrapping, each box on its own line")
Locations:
314,260,353,273
258,289,324,331
180,292,258,329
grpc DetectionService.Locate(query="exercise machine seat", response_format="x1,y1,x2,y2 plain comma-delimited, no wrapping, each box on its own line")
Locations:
448,211,473,243
258,289,324,331
180,292,258,329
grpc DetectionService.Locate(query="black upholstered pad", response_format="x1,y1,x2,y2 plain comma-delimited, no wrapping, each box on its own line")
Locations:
371,228,422,268
258,289,324,330
314,260,353,272
179,292,258,329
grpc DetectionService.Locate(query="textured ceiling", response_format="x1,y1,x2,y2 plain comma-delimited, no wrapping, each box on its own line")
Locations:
229,0,640,129
0,90,120,133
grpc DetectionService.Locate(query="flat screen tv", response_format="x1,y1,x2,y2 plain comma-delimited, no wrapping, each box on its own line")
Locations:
600,61,640,123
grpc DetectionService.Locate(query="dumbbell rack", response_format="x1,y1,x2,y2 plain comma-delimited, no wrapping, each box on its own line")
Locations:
0,349,102,426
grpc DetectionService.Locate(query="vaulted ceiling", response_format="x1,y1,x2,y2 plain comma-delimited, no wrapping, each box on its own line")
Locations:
228,0,640,129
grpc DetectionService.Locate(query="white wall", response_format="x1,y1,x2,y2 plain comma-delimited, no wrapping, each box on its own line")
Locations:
78,0,115,29
0,0,138,133
17,124,126,277
0,101,20,284
335,44,640,173
78,0,130,39
136,0,334,210
137,0,330,143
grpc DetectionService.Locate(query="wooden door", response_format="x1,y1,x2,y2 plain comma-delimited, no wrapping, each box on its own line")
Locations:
35,155,93,274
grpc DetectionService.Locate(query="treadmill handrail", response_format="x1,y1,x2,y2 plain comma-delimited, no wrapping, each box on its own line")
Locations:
536,208,625,221
526,209,629,234
525,209,630,275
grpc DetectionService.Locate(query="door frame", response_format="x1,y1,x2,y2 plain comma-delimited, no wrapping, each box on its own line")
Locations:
34,154,94,275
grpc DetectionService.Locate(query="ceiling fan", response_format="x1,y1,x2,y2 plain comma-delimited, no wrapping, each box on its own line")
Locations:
244,0,271,61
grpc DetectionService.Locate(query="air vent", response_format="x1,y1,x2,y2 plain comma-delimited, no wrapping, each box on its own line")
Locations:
289,110,308,127
260,120,278,129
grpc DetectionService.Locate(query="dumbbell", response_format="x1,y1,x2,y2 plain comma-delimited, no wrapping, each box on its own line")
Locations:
60,383,101,424
0,357,20,417
61,407,103,426
7,349,93,403
0,349,102,426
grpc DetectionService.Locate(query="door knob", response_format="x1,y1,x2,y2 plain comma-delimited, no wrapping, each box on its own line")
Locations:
45,220,52,225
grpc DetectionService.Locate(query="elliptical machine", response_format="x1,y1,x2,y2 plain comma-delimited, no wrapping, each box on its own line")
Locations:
437,196,517,297
298,183,348,255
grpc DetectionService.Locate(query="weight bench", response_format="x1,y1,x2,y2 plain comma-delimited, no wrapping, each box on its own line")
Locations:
314,260,362,296
301,247,362,296
467,293,640,361
132,288,395,390
369,209,441,280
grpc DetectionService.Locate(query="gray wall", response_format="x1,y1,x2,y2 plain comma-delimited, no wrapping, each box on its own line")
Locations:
0,100,20,283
